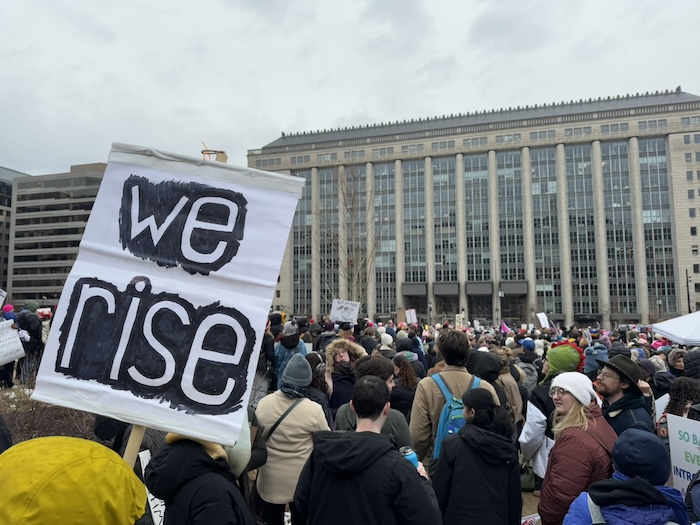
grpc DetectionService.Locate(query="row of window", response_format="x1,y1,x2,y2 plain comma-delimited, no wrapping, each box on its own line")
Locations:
681,117,700,125
290,155,311,164
683,135,700,144
254,158,281,168
639,119,667,130
685,153,700,162
601,123,629,133
564,127,592,137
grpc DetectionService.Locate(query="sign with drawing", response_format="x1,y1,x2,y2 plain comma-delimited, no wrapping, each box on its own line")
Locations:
0,320,25,367
330,299,361,324
33,143,304,445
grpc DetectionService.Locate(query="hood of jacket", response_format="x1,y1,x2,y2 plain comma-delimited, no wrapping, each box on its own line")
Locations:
457,423,516,465
468,351,501,382
145,437,233,501
310,430,395,475
589,472,688,525
603,392,647,414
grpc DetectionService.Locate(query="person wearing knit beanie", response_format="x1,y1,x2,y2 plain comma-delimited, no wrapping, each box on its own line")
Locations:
550,371,597,407
683,349,700,380
608,343,632,360
541,344,582,384
599,335,612,350
583,343,609,379
281,353,313,387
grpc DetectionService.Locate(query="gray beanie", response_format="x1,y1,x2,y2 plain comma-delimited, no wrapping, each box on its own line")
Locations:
281,353,312,387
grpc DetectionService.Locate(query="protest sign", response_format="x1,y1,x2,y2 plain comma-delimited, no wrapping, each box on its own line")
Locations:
667,414,700,493
139,449,166,525
655,393,670,422
330,299,360,324
0,320,25,366
0,288,7,307
536,312,550,329
405,309,417,324
32,143,304,446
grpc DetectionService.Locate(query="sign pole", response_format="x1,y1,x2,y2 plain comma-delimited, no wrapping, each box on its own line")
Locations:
123,424,146,468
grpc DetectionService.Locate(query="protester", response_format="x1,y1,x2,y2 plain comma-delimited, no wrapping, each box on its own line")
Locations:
519,343,582,491
335,355,411,447
325,339,366,417
16,300,42,383
564,428,688,525
358,326,379,354
668,348,686,377
391,353,419,422
396,337,427,378
294,376,441,525
145,433,256,525
314,322,338,353
538,372,617,525
255,354,329,525
0,436,146,525
514,337,539,393
273,320,308,389
376,332,396,359
251,318,277,408
433,388,521,525
0,415,11,453
657,377,700,449
596,355,654,435
304,352,333,428
410,329,499,473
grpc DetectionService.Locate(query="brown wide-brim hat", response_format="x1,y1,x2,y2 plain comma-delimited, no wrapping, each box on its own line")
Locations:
596,354,643,396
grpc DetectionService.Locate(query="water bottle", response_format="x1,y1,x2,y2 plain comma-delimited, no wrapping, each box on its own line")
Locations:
399,446,419,468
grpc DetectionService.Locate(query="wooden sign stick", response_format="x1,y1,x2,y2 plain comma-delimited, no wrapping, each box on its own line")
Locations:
123,424,147,468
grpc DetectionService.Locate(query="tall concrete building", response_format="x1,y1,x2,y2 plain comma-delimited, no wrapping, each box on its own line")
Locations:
0,167,28,292
249,89,700,329
7,163,105,306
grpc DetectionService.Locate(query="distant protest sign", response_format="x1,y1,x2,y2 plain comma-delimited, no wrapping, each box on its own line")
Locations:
0,320,25,366
667,414,700,493
330,299,361,324
32,143,304,446
405,309,417,325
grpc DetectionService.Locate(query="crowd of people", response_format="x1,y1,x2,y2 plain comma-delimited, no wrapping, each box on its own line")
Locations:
3,310,700,524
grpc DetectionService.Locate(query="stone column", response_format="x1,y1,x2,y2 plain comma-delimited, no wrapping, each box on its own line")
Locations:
556,144,574,327
425,156,435,322
311,167,320,319
628,137,650,324
592,141,612,329
455,153,467,319
365,162,376,319
394,160,404,311
521,146,536,325
488,150,500,324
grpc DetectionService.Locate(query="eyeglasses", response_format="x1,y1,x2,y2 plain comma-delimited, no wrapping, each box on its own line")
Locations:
548,387,570,398
597,371,620,381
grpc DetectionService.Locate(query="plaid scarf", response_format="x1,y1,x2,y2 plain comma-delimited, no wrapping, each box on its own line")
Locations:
280,382,308,399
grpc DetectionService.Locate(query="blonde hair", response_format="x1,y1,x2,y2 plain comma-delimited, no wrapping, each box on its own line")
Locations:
552,400,591,439
325,339,367,364
491,346,513,371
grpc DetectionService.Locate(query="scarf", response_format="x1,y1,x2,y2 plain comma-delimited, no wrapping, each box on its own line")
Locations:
280,381,307,399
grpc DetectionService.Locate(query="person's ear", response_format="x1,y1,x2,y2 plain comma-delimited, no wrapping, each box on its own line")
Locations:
350,400,357,414
383,402,390,416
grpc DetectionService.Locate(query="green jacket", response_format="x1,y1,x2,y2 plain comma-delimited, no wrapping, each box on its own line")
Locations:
334,403,412,448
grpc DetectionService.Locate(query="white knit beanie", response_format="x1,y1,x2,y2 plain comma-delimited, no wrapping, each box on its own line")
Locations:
550,372,597,406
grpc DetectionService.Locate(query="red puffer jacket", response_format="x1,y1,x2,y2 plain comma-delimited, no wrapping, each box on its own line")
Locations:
538,404,617,525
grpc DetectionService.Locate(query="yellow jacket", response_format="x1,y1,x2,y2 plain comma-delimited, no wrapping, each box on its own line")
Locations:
0,436,146,525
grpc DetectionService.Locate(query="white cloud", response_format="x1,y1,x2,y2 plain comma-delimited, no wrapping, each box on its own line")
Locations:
0,0,698,174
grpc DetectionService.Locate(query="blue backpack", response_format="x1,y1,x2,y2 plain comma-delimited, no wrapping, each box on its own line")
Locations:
432,373,481,459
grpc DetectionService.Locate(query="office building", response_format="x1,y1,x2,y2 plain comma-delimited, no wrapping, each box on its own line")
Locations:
0,167,27,292
7,163,106,305
257,89,699,328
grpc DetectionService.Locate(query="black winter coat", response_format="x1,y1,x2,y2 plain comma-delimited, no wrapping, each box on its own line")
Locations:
145,439,255,525
433,424,521,525
294,431,441,525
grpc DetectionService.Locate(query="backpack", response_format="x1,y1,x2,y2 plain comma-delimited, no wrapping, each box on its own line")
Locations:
432,373,481,459
686,469,700,522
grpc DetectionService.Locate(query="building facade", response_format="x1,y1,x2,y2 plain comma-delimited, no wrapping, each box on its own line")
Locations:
248,89,700,329
7,163,105,306
0,167,27,292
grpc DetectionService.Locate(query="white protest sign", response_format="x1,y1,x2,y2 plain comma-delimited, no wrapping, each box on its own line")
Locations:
32,143,304,446
0,288,7,307
139,449,166,525
405,309,417,325
536,312,550,329
655,393,670,423
330,299,361,324
0,320,25,366
667,414,700,493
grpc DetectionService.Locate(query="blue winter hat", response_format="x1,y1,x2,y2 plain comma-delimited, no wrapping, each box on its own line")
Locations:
613,428,670,486
521,337,536,353
584,344,608,374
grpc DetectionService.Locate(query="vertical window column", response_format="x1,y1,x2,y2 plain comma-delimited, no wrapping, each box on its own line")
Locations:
455,154,468,318
521,146,536,324
394,160,404,311
556,144,574,327
338,165,348,300
424,157,436,311
311,167,320,319
365,162,376,319
628,137,650,323
592,141,612,328
488,150,500,323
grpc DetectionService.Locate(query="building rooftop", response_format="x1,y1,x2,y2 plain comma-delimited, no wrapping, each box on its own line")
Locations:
0,166,29,182
259,88,699,152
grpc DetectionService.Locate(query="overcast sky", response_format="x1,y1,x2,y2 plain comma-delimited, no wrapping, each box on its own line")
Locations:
1,0,697,175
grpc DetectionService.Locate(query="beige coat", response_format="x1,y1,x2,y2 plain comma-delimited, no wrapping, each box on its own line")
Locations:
409,365,500,465
497,370,525,429
255,391,329,504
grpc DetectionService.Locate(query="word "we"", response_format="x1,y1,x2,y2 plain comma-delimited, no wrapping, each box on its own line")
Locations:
119,175,248,275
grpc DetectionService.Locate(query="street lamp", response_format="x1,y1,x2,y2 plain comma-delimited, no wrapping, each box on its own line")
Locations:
687,269,693,314
656,298,663,321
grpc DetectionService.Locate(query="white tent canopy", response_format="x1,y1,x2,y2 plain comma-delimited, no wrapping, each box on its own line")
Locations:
652,310,700,346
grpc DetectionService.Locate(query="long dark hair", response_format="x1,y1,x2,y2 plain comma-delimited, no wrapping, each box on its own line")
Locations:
666,377,700,416
393,354,418,388
306,352,328,394
462,388,514,438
